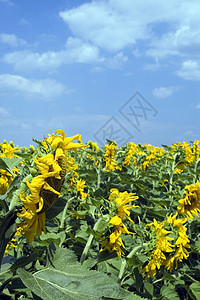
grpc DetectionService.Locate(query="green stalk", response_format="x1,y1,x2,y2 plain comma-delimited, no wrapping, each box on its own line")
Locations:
97,168,101,189
169,153,178,192
96,160,102,189
168,153,178,210
9,174,32,211
153,278,163,284
193,157,200,184
59,197,75,229
80,218,102,264
118,243,147,282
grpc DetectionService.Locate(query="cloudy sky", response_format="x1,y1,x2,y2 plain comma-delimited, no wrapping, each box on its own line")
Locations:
0,0,200,147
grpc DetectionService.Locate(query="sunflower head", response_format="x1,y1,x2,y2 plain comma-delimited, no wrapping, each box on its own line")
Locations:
177,182,200,219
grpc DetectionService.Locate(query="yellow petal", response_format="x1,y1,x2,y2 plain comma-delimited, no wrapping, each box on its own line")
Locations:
55,129,65,139
109,216,122,226
51,137,63,149
43,181,61,196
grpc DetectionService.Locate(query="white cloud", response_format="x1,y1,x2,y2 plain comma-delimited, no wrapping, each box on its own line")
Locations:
59,0,200,54
143,62,160,71
59,1,151,52
152,86,178,99
105,52,128,69
176,60,200,81
3,50,65,71
0,74,71,100
2,37,103,71
2,0,200,74
0,33,26,47
147,25,200,59
65,37,102,63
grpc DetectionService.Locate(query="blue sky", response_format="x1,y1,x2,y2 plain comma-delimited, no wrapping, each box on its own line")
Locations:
0,0,200,147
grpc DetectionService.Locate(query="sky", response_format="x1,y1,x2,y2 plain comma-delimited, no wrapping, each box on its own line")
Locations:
0,0,200,148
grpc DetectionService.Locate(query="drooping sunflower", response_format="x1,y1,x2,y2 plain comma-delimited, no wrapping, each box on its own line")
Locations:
104,143,122,171
177,182,200,219
17,130,86,242
101,189,138,258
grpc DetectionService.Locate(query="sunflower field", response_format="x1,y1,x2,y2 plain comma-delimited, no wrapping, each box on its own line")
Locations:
0,129,200,300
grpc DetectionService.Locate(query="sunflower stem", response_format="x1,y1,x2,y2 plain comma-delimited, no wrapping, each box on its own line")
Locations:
97,167,101,189
80,218,102,264
60,197,75,229
169,153,178,192
169,153,178,210
118,243,146,282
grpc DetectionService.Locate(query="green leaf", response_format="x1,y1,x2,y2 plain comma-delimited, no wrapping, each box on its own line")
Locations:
97,249,118,263
18,247,131,300
45,197,67,220
10,252,41,271
193,238,200,255
163,270,179,282
14,152,32,160
160,285,180,300
144,282,153,297
0,157,22,176
189,282,200,300
133,267,143,291
38,232,65,246
146,207,168,218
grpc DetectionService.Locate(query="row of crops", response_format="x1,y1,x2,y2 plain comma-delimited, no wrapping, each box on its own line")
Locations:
0,129,200,299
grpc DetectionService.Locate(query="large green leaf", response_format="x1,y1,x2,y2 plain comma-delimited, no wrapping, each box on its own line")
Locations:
189,282,200,300
18,267,129,300
160,285,180,300
0,157,22,176
18,247,132,300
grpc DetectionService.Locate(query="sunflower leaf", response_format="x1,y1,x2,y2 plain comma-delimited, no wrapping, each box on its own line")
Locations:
18,247,131,300
0,157,22,176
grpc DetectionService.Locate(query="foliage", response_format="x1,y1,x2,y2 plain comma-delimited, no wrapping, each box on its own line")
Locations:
0,133,200,299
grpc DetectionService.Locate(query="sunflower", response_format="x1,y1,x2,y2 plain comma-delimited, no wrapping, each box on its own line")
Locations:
177,182,200,219
17,130,86,242
101,189,138,258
